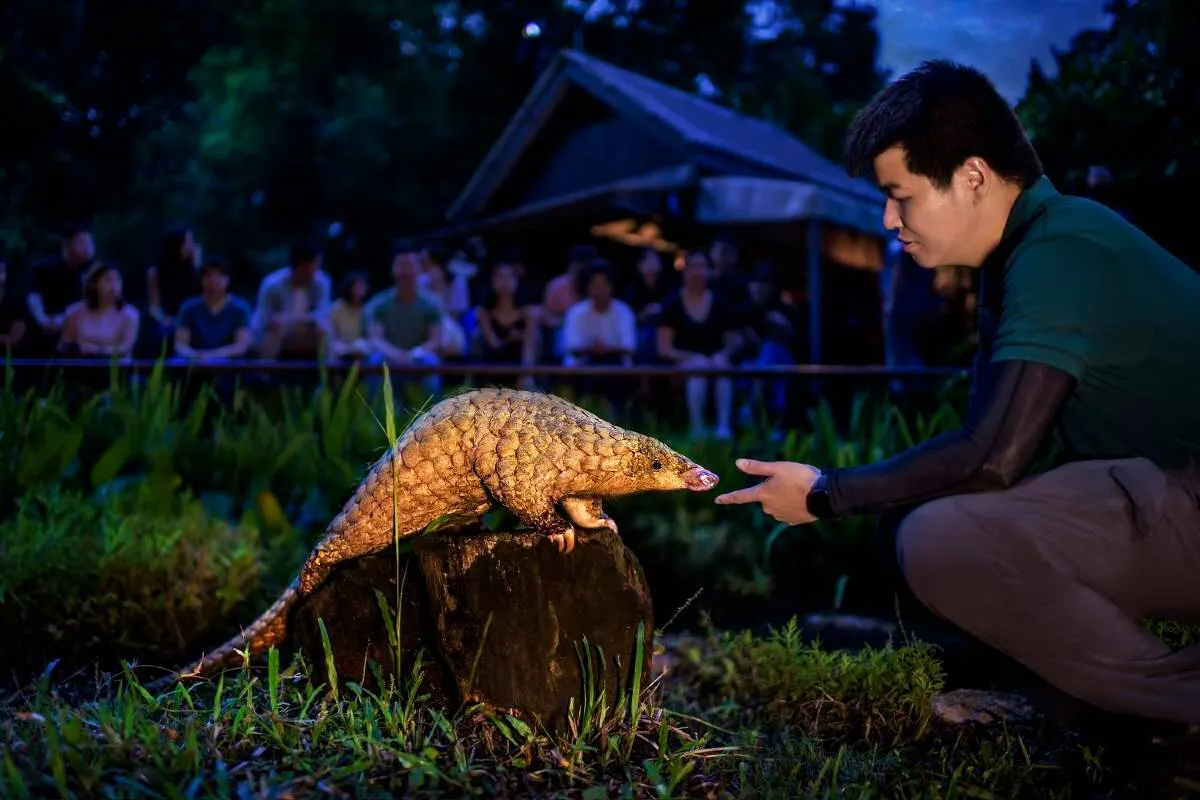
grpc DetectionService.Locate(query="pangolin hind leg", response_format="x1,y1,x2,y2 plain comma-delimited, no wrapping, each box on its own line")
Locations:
562,497,618,535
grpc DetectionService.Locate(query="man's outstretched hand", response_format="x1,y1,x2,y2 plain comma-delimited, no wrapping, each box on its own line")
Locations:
714,459,822,525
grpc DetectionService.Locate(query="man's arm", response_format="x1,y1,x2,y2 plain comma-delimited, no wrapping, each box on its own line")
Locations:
813,358,1077,518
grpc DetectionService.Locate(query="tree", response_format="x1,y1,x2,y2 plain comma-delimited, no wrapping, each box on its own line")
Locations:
145,0,459,271
1016,0,1200,267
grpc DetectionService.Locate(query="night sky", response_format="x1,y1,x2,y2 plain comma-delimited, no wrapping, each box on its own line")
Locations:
874,0,1114,102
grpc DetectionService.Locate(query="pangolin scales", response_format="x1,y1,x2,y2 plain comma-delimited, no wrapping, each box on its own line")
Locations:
151,386,719,689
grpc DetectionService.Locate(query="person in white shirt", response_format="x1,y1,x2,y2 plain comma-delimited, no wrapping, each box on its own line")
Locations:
561,259,636,367
560,258,637,411
251,241,332,359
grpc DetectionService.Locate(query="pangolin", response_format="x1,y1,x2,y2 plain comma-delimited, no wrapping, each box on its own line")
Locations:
151,386,719,689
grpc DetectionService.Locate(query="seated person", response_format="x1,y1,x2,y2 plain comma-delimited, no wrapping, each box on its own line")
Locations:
173,255,252,361
251,241,331,359
561,259,637,410
328,270,372,361
656,250,742,439
0,254,28,355
364,245,443,396
561,259,637,367
475,259,539,389
59,262,139,358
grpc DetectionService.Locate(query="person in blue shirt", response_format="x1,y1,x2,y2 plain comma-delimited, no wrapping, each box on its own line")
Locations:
173,255,253,361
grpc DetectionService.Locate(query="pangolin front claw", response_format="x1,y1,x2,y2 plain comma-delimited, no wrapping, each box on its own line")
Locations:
549,527,577,554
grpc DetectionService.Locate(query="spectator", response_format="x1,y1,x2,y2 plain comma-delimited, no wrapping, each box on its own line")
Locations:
708,231,748,306
562,259,637,411
25,222,96,356
173,255,252,361
475,259,538,389
562,259,637,368
0,254,28,354
146,226,201,331
364,244,443,396
414,250,467,361
657,250,742,439
621,247,676,364
59,262,139,358
540,243,597,362
252,241,332,359
328,270,372,361
736,263,799,424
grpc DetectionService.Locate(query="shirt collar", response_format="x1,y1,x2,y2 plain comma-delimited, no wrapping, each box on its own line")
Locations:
1000,174,1057,244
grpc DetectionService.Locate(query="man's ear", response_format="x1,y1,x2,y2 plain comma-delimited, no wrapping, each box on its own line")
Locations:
957,156,992,197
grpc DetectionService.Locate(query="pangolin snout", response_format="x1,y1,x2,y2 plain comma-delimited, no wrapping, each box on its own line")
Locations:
682,467,719,491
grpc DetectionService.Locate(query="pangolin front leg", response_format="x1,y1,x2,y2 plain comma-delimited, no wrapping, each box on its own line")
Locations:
490,486,576,553
562,497,618,535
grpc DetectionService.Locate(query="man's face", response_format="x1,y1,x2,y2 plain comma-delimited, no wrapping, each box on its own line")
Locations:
873,146,982,269
201,267,229,296
292,255,320,285
587,271,612,305
64,232,95,266
392,251,419,287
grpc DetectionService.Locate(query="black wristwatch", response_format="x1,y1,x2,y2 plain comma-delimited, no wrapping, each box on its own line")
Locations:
806,471,836,519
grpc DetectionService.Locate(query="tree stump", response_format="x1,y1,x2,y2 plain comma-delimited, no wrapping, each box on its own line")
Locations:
291,522,655,733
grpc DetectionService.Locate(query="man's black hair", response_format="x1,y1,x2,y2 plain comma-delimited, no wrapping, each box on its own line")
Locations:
577,257,615,297
60,221,92,239
200,254,232,276
843,59,1043,190
290,240,323,267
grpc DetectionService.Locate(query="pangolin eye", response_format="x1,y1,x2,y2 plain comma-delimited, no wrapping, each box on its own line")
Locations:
652,460,662,470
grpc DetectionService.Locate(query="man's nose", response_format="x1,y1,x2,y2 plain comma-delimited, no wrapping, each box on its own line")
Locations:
882,199,902,231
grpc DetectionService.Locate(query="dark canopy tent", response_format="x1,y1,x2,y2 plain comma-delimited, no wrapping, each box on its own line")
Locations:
428,48,889,364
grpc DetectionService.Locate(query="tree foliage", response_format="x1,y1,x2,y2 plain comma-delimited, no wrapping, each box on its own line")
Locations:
0,0,886,273
1016,0,1199,266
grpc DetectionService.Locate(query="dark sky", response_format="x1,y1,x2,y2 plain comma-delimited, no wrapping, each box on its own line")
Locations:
874,0,1114,101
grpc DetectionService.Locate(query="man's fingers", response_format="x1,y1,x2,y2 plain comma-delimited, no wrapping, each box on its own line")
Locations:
714,485,763,505
735,458,780,477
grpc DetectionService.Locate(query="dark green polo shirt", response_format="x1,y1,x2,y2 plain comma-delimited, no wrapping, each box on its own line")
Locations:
987,176,1200,471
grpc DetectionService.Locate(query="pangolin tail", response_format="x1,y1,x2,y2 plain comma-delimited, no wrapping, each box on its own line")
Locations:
147,577,301,691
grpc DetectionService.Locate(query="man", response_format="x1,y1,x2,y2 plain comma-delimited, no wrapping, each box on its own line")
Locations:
173,256,252,361
251,241,332,358
561,259,637,368
561,258,637,411
25,222,96,356
540,243,597,361
0,254,28,354
364,243,443,397
715,59,1200,736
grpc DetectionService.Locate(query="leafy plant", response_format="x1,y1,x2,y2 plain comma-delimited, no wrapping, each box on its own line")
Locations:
0,481,266,672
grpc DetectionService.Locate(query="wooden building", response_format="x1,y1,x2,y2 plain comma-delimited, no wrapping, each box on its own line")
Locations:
430,48,889,364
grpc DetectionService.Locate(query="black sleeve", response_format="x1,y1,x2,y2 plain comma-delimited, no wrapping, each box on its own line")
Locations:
817,358,1077,517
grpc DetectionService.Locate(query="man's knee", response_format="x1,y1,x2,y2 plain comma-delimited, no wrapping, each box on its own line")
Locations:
893,497,988,609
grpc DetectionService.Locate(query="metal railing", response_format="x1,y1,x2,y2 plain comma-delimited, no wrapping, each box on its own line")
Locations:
2,358,969,380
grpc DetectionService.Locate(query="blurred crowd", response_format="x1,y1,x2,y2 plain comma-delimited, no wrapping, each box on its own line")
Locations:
0,223,842,438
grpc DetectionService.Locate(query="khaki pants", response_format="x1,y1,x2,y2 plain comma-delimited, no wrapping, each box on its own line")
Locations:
891,457,1200,724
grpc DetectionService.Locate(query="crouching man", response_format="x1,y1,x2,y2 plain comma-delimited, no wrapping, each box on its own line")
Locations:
715,59,1200,739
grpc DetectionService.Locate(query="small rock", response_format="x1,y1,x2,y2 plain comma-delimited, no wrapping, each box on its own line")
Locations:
931,688,1037,726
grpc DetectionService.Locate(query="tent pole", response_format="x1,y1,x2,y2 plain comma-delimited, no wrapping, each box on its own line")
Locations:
806,219,823,365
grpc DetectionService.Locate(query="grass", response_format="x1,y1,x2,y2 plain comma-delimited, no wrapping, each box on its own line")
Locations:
2,610,1139,799
0,364,1194,797
0,624,1100,799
